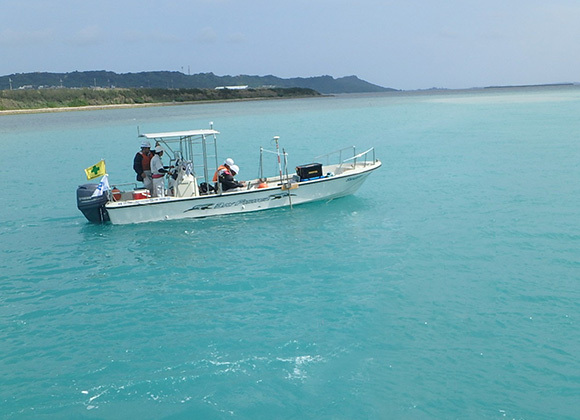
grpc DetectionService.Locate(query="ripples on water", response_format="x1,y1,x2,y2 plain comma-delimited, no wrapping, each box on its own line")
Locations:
1,87,579,419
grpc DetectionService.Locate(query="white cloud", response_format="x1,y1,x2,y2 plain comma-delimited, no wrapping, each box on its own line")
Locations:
122,30,182,44
0,28,54,46
196,27,218,43
69,25,103,46
227,32,246,44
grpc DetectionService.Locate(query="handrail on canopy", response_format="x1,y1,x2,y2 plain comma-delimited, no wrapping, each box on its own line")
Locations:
137,128,220,190
139,129,220,141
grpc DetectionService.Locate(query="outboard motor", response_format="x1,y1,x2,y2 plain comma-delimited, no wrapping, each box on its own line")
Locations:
76,183,110,223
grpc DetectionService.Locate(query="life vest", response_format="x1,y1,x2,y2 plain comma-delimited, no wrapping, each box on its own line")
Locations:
140,151,152,171
212,164,229,182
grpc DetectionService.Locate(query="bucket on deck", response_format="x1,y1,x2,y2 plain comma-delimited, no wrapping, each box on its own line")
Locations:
112,188,122,201
133,189,151,200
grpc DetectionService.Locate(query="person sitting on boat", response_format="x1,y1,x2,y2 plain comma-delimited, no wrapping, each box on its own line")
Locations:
212,157,234,183
133,140,153,193
150,145,171,197
219,164,245,192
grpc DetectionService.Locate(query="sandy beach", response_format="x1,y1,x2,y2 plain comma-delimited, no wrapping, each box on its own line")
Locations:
0,102,169,115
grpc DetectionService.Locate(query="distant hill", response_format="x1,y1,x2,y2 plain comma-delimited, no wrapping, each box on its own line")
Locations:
0,71,394,94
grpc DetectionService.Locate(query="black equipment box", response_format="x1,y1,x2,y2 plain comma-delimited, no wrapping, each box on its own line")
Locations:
296,163,323,181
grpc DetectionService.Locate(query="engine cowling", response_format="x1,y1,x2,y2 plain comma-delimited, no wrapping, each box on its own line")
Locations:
76,183,110,223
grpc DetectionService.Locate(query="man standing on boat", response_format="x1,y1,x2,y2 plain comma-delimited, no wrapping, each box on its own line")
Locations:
133,141,153,193
150,145,170,197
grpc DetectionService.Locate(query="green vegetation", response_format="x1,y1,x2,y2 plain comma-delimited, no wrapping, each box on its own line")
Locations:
0,71,393,94
0,87,321,111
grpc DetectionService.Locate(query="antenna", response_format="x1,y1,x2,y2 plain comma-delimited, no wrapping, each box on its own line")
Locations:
274,136,282,183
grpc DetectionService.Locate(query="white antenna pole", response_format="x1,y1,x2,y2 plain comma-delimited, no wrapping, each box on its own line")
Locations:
274,136,282,183
283,147,293,209
260,147,264,180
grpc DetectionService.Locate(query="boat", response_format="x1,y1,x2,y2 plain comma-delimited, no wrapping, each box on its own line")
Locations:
76,124,382,224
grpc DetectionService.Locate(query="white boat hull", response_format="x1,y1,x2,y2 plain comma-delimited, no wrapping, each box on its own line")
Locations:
105,161,381,224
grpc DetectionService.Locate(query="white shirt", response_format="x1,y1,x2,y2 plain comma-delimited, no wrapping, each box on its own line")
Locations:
150,154,164,175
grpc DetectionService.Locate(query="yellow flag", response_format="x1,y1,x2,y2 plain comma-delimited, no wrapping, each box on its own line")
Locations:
85,160,106,180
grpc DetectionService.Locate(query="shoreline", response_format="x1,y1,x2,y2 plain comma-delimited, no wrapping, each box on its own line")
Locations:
0,95,323,116
2,83,577,116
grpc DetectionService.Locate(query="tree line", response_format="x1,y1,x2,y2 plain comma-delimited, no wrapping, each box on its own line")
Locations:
0,87,320,111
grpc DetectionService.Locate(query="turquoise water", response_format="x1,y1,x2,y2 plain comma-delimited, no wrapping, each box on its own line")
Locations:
1,87,579,419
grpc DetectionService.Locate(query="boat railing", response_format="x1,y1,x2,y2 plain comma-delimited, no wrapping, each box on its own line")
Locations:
111,182,139,191
341,147,376,166
315,146,356,165
108,182,139,201
315,146,376,171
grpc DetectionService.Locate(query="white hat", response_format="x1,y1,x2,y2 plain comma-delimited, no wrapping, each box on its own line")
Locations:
224,158,234,166
140,140,151,148
155,145,164,153
230,164,239,174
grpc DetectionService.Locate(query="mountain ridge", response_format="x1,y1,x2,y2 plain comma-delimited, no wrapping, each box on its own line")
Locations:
0,71,394,94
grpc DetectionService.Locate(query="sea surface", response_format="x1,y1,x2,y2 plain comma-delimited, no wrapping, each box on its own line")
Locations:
1,87,579,419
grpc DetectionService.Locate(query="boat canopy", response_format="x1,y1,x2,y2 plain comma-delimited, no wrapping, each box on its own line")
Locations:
139,128,221,188
140,129,220,141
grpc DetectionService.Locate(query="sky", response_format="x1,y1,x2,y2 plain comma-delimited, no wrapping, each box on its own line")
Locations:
1,0,579,90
